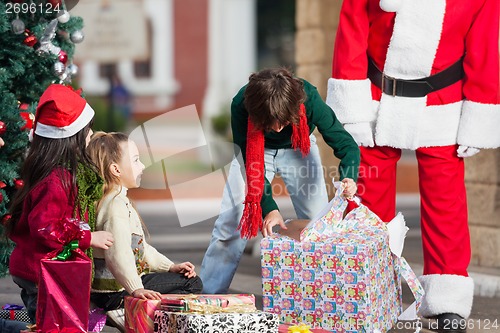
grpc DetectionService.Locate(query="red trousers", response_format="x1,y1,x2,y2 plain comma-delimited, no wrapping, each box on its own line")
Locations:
358,145,470,276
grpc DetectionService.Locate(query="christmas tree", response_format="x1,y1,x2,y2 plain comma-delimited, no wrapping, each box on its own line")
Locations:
0,0,85,277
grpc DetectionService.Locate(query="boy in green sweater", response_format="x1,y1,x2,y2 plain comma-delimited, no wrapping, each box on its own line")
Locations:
201,68,360,293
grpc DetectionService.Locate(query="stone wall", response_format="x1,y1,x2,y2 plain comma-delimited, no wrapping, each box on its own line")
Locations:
295,0,342,196
465,150,500,269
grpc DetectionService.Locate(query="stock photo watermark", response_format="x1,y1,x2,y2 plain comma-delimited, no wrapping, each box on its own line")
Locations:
127,105,380,228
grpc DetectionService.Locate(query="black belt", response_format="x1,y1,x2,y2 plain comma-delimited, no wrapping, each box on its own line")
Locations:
368,57,464,97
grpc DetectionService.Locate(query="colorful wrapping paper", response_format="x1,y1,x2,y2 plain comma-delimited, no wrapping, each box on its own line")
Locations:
153,310,279,333
88,308,107,332
36,249,92,333
160,294,256,312
261,196,402,332
278,323,331,333
124,297,162,333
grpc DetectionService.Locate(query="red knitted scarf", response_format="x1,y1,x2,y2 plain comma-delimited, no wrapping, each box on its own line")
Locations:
238,104,310,239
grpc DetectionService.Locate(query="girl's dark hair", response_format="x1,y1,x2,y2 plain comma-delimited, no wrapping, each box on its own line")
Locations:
244,67,305,132
6,120,94,234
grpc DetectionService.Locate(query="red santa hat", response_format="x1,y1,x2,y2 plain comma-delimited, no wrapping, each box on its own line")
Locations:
33,84,94,139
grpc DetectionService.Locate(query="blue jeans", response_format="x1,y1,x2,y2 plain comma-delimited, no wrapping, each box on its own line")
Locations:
200,134,328,293
0,319,28,333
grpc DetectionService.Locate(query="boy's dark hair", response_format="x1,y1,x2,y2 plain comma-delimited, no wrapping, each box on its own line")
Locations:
244,68,305,132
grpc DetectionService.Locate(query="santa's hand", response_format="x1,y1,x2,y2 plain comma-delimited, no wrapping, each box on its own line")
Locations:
344,122,374,147
457,145,480,158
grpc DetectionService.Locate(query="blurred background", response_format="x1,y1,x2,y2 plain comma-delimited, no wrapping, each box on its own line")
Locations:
67,0,499,278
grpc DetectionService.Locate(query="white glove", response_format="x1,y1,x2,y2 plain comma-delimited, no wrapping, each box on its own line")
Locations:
457,145,480,158
344,122,374,147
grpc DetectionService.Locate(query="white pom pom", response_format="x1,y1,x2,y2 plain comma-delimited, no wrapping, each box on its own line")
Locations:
379,0,402,12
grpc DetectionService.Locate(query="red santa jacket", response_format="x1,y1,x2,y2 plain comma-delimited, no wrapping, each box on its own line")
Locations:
326,0,500,150
9,169,91,283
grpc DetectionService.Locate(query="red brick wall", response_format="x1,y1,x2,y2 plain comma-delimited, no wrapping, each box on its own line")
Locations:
172,0,208,115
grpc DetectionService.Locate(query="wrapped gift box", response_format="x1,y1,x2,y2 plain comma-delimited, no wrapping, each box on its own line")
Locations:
88,307,107,332
154,310,279,333
37,249,92,333
261,205,402,332
124,297,162,333
278,323,331,333
161,294,255,312
0,307,30,322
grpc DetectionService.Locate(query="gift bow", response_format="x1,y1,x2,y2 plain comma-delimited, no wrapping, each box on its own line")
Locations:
54,240,79,261
288,324,312,333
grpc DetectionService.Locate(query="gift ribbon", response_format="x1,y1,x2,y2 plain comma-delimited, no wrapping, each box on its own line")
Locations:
2,304,24,310
288,324,312,333
54,240,79,261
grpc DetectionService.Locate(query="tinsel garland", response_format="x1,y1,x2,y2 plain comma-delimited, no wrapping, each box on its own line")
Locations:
74,162,103,280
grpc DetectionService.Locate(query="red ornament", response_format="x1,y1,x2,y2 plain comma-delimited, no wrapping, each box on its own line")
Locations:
14,179,24,189
0,181,6,189
23,30,37,47
20,112,35,131
58,50,68,64
1,214,12,226
0,121,6,135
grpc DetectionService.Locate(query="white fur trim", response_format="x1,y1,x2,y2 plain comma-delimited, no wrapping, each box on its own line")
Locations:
457,101,500,149
379,0,402,13
418,274,474,319
375,99,462,149
384,0,445,79
35,103,95,139
326,78,375,124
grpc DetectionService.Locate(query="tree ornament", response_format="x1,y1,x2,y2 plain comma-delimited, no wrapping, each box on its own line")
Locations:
37,19,61,55
23,30,38,47
70,30,84,43
11,18,25,35
54,61,66,76
1,215,12,226
67,63,78,76
58,50,68,64
20,112,35,131
0,121,6,136
0,182,6,189
14,179,24,189
57,10,71,23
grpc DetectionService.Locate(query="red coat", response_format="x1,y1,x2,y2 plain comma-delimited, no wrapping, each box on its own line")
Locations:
9,169,91,283
326,0,500,150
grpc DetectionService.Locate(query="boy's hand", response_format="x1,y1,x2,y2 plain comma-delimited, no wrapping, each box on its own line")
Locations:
169,262,197,278
341,178,357,199
132,288,161,300
90,231,114,250
262,210,287,238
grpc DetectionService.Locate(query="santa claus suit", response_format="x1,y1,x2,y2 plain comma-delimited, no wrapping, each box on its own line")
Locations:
326,0,500,319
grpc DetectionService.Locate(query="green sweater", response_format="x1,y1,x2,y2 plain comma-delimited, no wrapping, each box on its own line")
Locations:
231,79,360,217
